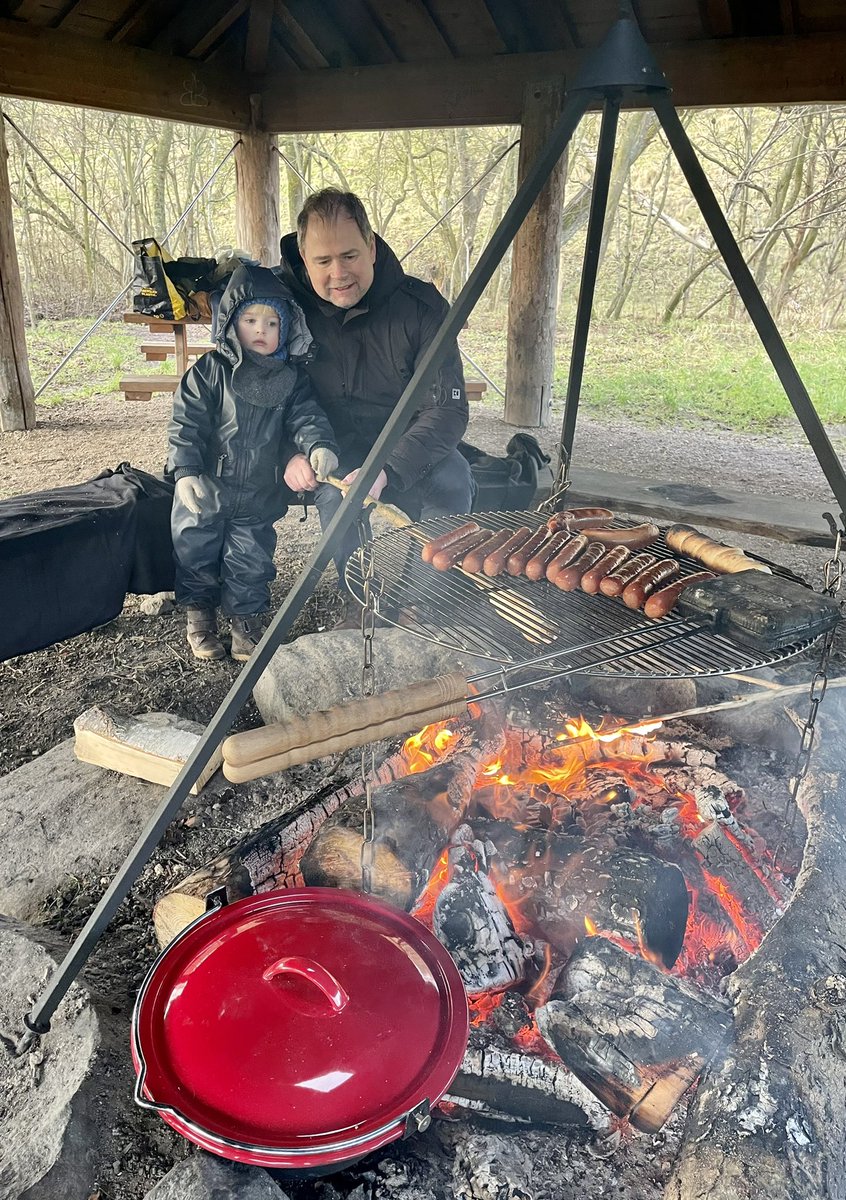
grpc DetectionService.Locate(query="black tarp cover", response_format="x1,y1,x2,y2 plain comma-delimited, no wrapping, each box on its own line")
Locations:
1,464,174,661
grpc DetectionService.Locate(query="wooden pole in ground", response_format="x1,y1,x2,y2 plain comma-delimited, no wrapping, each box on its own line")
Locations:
504,80,568,428
234,120,280,267
0,108,35,432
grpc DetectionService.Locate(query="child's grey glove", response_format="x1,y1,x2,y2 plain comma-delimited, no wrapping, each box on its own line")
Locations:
175,475,213,515
309,447,340,482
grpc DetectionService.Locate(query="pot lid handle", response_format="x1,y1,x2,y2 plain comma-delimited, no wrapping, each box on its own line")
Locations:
262,955,350,1014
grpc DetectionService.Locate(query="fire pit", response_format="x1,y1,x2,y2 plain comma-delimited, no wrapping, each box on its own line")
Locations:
153,686,807,1148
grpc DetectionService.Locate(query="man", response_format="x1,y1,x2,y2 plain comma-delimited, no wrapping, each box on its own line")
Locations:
278,188,474,586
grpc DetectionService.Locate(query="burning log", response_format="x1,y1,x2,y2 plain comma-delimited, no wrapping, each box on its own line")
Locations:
299,703,505,909
447,1027,613,1134
530,844,690,968
666,759,846,1200
536,936,731,1133
299,754,477,910
432,830,529,994
152,749,411,946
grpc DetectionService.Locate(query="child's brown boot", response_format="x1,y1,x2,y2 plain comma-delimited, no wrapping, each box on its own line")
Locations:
186,606,225,661
230,614,265,661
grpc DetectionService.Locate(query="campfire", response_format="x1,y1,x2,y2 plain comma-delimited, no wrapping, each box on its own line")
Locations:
153,692,801,1140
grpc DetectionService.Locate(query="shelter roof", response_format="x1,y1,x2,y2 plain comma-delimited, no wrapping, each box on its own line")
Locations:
0,1,844,130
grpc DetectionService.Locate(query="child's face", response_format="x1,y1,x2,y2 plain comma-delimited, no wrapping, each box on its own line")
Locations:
235,305,280,355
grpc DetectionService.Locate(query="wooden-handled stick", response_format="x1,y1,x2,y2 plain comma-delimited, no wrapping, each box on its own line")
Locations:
222,671,469,782
326,474,411,528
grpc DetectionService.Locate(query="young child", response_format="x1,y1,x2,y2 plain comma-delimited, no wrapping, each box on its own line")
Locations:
167,264,338,662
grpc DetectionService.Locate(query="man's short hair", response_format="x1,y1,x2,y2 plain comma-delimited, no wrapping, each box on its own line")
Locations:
297,189,374,249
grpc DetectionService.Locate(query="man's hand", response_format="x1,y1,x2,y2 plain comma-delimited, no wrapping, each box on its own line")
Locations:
309,447,340,482
284,453,318,492
343,467,388,501
175,475,212,515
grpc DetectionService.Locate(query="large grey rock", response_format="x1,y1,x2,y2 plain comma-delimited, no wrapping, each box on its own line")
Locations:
0,915,102,1200
144,1154,289,1199
253,628,482,726
0,739,202,922
567,673,697,720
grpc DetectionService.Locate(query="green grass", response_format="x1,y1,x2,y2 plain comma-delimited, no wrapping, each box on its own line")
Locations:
27,317,183,406
27,312,846,433
461,312,846,433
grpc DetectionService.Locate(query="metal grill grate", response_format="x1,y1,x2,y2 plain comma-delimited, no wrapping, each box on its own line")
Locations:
345,510,816,679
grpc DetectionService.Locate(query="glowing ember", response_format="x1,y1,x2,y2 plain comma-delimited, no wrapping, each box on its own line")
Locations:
404,710,778,1051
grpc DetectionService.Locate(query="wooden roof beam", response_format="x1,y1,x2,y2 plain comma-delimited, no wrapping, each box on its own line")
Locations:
261,32,846,131
245,0,274,73
0,17,250,128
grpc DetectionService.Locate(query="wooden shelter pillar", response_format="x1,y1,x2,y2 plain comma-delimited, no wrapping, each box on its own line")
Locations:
504,81,568,428
234,127,280,267
0,108,35,432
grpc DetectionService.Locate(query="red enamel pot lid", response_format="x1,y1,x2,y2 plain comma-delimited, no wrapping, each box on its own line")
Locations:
132,888,469,1168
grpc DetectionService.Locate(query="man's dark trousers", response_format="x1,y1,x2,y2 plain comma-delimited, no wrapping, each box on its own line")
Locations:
314,439,474,588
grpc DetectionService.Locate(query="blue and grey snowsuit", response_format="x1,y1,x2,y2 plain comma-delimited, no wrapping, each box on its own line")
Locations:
167,265,337,616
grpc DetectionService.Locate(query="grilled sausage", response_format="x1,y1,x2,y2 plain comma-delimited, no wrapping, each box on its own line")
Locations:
580,522,659,550
644,571,717,619
507,527,551,576
599,553,658,598
422,520,480,564
580,546,630,594
483,526,533,577
622,559,681,610
461,528,509,574
553,542,607,592
547,507,615,533
525,530,573,581
546,534,588,582
432,529,494,571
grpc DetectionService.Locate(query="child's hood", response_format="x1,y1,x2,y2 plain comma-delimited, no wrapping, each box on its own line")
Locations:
215,265,313,364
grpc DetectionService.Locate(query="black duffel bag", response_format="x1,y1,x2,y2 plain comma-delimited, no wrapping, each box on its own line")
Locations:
0,464,174,662
458,433,554,513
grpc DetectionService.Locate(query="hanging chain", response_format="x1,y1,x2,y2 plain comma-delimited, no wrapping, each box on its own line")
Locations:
358,517,379,893
779,514,844,853
537,447,573,514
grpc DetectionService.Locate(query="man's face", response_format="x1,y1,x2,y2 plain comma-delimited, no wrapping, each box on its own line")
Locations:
235,305,280,355
300,215,376,309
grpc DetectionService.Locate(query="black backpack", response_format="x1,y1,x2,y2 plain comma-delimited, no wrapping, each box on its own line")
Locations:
458,434,554,513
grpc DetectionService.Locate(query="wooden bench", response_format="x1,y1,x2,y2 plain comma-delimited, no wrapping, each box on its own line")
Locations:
119,374,181,402
141,342,213,362
466,378,487,402
564,465,837,548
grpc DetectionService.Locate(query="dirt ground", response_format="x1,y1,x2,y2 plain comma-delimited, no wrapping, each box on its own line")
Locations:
0,393,842,1198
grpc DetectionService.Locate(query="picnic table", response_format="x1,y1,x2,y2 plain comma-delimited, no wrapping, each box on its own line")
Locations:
120,312,213,401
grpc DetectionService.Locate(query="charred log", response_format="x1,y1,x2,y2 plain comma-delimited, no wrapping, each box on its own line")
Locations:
530,844,690,968
447,1027,613,1134
432,833,528,994
300,704,505,909
665,758,846,1200
536,936,731,1133
152,750,411,945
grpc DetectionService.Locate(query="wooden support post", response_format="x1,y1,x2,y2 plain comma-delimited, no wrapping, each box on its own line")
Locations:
234,122,280,267
504,80,567,428
0,109,35,432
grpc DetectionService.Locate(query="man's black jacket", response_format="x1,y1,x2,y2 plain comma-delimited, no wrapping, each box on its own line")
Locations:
277,233,467,492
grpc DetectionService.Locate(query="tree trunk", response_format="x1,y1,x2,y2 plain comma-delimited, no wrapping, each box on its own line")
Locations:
235,128,280,266
504,81,567,428
0,109,35,431
666,759,846,1199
